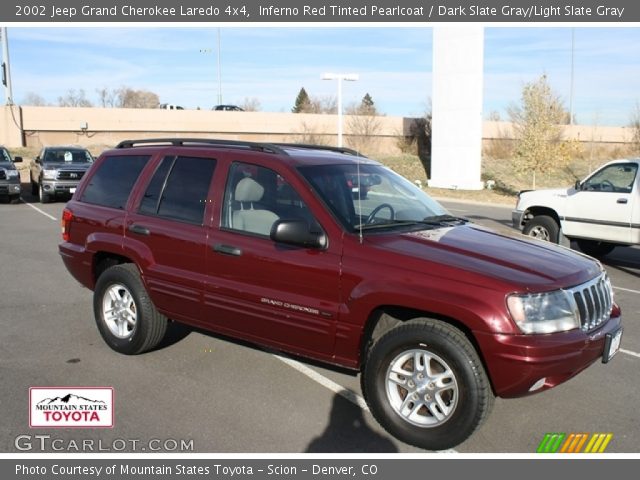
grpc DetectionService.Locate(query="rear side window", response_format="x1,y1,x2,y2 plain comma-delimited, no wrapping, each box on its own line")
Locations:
139,156,216,225
80,155,150,209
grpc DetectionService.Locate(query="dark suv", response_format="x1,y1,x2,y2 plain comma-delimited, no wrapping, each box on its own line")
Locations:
30,146,93,203
0,146,23,203
59,138,623,450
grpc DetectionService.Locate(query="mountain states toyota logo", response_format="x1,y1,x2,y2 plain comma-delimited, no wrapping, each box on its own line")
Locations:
29,387,114,428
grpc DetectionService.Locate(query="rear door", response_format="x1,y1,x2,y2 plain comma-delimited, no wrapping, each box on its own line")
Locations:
203,159,342,358
125,154,217,323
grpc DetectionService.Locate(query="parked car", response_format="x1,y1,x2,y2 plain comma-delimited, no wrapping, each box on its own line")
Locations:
513,159,640,257
213,105,244,111
59,138,622,451
158,104,184,110
0,146,23,204
30,146,94,203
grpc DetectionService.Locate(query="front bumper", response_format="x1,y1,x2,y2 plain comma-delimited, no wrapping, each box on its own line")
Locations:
41,180,81,197
0,180,21,196
476,312,622,398
512,209,525,229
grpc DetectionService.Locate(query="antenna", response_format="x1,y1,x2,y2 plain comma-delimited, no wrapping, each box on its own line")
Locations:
357,158,363,244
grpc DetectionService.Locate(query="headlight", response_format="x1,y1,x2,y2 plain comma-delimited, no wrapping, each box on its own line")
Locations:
42,169,58,180
507,290,580,334
5,170,19,179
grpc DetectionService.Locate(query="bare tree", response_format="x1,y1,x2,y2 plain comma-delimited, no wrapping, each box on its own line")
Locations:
508,75,574,188
240,97,261,112
345,96,381,154
21,92,48,106
631,101,640,155
58,89,93,107
307,95,337,114
96,87,117,107
116,87,159,108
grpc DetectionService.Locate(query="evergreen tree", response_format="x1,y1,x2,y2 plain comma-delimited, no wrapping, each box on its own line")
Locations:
360,93,375,114
292,87,311,113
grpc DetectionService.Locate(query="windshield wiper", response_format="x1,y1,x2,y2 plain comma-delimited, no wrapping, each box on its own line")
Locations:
419,215,469,226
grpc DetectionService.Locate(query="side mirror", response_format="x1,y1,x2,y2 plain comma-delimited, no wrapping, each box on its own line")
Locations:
370,174,382,186
13,156,22,163
35,157,41,164
270,219,326,249
574,180,582,191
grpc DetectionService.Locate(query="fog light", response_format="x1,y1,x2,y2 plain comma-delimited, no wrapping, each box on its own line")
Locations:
11,185,20,192
529,378,547,392
44,184,52,191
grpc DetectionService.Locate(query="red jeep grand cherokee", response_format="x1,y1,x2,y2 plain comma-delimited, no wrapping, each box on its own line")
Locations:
59,139,623,450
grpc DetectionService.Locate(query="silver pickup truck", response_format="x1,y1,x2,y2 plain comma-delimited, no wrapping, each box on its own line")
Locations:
30,146,94,203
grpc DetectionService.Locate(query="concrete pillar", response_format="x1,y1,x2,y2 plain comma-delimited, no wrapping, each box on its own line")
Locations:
429,26,485,190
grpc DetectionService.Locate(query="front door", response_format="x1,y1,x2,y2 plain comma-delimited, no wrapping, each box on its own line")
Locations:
203,161,342,357
564,162,638,243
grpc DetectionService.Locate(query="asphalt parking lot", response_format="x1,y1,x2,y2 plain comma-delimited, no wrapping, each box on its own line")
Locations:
1,192,638,454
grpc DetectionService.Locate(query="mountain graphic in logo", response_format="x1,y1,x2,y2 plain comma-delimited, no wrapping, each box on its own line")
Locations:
37,393,106,406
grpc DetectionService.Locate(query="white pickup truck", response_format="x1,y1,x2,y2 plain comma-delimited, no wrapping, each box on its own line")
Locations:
513,159,640,257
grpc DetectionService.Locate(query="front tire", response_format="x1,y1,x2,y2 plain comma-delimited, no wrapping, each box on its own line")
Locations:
361,318,494,451
522,215,559,243
93,264,168,355
38,182,52,204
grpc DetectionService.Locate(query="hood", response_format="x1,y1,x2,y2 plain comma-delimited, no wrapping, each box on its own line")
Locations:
367,224,601,291
0,161,17,170
518,187,572,205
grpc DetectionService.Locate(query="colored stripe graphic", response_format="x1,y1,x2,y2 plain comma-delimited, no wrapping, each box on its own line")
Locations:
537,433,566,453
537,433,613,453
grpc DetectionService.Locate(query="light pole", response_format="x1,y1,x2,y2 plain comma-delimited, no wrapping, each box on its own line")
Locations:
1,27,14,105
322,72,359,147
217,28,222,106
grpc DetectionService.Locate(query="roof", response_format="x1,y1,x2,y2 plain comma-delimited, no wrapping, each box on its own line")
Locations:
111,138,381,167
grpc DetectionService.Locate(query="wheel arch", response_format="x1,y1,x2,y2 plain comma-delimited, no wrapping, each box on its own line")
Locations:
522,206,561,228
359,305,496,395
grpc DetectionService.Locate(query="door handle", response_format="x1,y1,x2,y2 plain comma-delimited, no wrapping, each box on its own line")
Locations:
213,244,242,256
617,198,628,204
128,224,150,236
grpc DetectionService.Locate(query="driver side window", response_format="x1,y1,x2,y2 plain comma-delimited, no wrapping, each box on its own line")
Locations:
583,164,637,193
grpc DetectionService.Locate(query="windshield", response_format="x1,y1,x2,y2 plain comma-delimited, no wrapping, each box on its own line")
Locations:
44,149,93,163
298,164,449,232
1,148,11,162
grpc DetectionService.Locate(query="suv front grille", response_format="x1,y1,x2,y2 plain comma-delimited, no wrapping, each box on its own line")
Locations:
569,274,613,331
57,170,85,181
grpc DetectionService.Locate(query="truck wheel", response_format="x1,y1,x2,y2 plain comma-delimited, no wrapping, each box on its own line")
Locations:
38,183,51,204
93,263,168,355
576,240,616,258
361,318,494,451
522,215,559,243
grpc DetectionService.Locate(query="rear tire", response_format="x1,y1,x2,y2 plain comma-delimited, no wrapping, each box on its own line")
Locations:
576,240,616,258
93,263,168,355
361,318,494,451
522,215,559,243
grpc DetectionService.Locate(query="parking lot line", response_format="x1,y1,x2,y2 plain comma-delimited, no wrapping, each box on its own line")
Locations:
19,197,57,221
613,285,640,295
274,354,370,412
621,348,640,359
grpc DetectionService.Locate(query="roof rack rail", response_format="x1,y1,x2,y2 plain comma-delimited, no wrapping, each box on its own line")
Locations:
115,138,288,155
273,143,366,157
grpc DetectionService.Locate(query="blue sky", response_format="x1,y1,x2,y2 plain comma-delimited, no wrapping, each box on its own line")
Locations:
4,27,640,126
